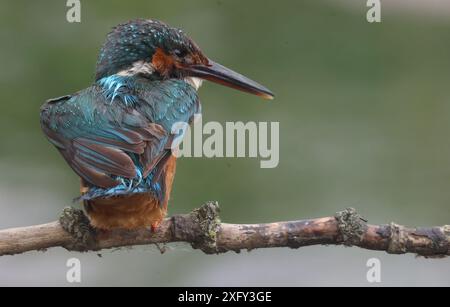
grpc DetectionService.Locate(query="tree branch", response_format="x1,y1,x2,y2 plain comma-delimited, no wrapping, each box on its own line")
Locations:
0,202,448,257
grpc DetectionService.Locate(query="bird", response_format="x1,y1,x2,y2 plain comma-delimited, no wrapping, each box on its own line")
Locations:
40,19,274,231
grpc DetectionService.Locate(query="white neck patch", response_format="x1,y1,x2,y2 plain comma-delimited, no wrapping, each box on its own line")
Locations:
116,61,204,91
184,77,203,91
117,60,155,76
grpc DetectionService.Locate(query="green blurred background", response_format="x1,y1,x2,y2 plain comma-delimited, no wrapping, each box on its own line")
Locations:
0,0,449,286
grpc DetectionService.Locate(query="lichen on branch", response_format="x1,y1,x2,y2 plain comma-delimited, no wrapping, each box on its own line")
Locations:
0,203,448,257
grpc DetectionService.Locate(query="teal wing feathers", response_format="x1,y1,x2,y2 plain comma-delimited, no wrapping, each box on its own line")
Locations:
40,78,200,193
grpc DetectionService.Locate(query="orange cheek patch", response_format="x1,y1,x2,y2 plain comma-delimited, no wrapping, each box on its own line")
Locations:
152,48,175,77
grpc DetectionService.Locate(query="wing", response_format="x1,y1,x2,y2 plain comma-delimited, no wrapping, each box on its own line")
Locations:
40,87,172,189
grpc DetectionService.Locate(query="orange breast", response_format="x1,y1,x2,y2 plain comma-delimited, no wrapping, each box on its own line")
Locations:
83,193,166,230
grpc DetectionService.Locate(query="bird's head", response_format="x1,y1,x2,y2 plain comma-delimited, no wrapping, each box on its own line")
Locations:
95,19,274,100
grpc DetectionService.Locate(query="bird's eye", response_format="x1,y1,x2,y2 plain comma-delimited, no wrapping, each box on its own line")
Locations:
174,49,186,57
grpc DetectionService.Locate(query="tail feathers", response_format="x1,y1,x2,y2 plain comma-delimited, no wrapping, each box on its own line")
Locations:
78,154,177,230
76,152,175,204
76,165,163,202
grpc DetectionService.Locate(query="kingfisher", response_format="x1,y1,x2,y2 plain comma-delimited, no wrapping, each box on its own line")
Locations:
40,19,274,231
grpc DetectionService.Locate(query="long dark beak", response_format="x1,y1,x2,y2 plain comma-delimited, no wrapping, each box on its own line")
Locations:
184,60,274,100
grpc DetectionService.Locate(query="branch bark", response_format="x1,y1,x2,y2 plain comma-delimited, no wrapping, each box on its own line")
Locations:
0,202,448,257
